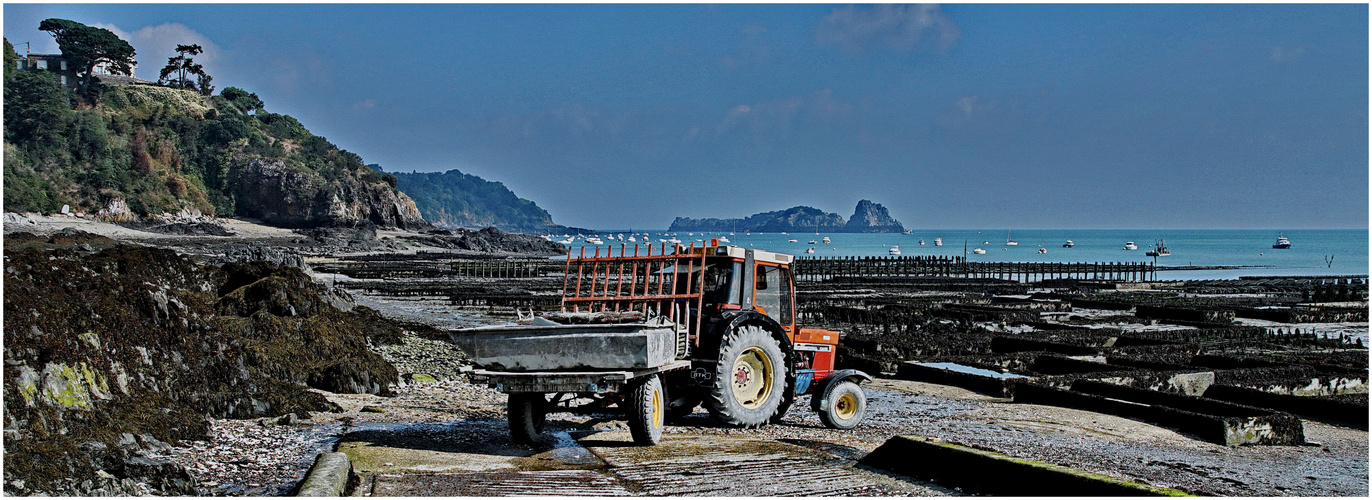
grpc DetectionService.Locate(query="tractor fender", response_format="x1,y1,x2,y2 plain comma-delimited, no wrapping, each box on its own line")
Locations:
810,369,873,413
709,310,792,352
692,310,795,389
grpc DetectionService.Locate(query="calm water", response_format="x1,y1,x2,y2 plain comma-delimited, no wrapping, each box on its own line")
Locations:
555,229,1368,280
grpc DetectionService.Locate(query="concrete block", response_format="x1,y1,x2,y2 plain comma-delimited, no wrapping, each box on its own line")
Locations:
297,452,352,496
860,435,1190,496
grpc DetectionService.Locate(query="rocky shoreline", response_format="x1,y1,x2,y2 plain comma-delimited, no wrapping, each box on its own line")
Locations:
0,215,559,496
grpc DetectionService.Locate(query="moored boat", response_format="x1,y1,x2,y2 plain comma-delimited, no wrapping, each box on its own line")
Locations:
1124,241,1138,250
888,246,901,255
934,238,942,247
1273,235,1292,249
1145,240,1171,257
1063,240,1074,248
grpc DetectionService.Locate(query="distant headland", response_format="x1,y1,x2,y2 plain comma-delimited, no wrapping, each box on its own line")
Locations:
668,200,905,233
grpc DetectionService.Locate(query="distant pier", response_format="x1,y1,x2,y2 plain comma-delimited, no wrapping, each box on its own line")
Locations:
794,255,1156,283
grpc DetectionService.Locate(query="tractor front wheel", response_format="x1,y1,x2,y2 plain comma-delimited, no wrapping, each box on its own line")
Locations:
627,374,666,445
705,325,787,428
817,380,866,430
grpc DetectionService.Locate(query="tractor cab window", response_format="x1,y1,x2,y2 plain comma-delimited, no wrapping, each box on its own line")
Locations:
700,262,743,306
754,265,781,321
751,265,794,325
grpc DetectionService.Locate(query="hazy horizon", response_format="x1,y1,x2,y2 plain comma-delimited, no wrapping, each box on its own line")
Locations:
5,4,1367,230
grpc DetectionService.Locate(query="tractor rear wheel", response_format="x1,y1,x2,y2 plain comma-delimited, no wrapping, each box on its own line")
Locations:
705,325,786,428
817,380,866,430
627,374,665,445
508,393,549,444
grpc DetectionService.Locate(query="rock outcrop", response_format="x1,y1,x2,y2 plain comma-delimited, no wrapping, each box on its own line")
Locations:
669,200,905,233
3,243,404,495
844,200,905,233
235,159,428,230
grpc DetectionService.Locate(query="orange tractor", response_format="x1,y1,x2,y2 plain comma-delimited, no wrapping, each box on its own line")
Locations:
452,241,870,445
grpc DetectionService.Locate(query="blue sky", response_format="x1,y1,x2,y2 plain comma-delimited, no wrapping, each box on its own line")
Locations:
4,3,1367,229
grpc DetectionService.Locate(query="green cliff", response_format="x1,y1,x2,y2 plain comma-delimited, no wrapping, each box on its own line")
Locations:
3,59,425,228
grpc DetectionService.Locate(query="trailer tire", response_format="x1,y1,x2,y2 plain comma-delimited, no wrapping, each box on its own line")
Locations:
817,380,866,430
507,393,549,444
666,392,701,422
705,325,786,428
627,375,665,445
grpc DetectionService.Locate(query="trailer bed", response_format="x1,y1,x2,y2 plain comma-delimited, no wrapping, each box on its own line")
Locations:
449,322,681,371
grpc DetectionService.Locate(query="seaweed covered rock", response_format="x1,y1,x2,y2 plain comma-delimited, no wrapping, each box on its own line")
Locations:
3,244,403,495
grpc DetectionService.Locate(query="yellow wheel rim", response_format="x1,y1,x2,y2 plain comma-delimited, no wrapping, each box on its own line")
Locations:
834,392,858,420
731,347,775,408
651,387,663,429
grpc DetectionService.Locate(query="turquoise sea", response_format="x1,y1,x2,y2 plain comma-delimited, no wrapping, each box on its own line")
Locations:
555,229,1368,281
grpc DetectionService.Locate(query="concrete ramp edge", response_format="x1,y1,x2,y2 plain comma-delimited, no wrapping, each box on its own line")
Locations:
860,435,1192,496
296,452,353,496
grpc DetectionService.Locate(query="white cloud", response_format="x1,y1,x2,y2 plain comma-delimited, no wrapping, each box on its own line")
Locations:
937,95,994,129
354,99,377,110
1270,45,1306,64
714,89,851,138
815,4,960,54
94,22,221,81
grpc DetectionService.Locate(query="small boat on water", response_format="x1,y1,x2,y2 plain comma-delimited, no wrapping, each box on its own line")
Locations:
808,240,817,244
934,238,943,247
1273,235,1292,249
805,247,815,254
1124,241,1138,250
822,236,831,244
1145,240,1171,257
718,237,730,243
788,238,798,243
1063,240,1074,248
918,239,925,245
889,246,901,255
1038,246,1047,254
972,248,987,255
1006,230,1018,246
585,237,604,245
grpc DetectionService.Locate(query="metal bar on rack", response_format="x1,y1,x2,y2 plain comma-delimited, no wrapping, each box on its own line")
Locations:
560,246,572,312
572,246,586,312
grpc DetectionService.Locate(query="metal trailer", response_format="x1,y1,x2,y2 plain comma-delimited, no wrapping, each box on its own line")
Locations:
451,321,689,445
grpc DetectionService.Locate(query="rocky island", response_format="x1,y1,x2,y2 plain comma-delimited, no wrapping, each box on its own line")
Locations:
668,199,906,233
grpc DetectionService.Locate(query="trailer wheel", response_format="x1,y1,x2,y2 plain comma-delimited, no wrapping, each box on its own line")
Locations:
508,393,549,444
817,380,866,430
627,374,665,445
666,392,701,421
705,325,786,428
